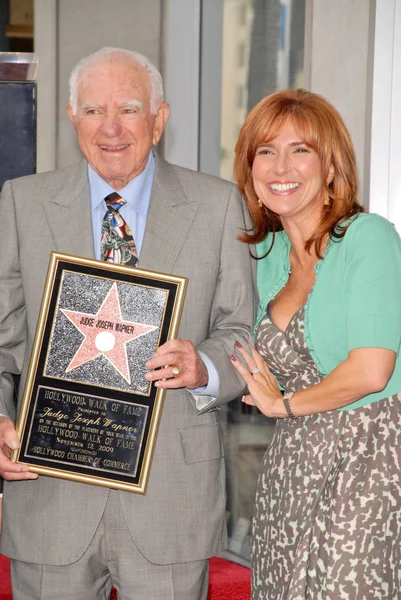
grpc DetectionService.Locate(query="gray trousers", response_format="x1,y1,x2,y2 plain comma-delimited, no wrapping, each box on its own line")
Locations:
11,490,209,600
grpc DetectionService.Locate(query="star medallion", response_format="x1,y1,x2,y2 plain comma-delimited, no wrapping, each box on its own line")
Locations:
61,283,157,384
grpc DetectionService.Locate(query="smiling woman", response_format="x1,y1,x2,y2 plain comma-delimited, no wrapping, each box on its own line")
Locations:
235,88,362,255
232,88,401,599
251,124,326,228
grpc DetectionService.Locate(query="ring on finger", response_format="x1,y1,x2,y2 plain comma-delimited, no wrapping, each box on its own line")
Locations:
251,367,261,374
172,365,181,377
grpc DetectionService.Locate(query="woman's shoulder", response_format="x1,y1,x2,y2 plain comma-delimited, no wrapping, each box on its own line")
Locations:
345,212,398,235
341,212,400,249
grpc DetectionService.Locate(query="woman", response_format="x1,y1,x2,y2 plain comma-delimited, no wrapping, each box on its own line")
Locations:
230,89,401,599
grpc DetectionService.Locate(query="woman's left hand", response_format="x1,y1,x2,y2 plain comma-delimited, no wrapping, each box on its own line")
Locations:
230,340,285,418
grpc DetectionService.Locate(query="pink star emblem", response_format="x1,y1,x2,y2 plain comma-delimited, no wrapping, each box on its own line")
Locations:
61,283,157,384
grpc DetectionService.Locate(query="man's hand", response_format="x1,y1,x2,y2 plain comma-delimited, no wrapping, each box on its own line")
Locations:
145,339,208,390
0,416,38,481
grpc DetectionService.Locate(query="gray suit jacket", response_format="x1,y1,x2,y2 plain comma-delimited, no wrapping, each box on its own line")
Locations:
0,154,254,565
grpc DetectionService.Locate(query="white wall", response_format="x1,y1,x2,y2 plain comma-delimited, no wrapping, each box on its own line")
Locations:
163,0,201,171
306,0,375,206
369,0,401,233
34,0,57,173
35,0,163,170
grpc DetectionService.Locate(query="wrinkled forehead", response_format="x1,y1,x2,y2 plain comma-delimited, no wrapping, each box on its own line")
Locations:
77,58,151,103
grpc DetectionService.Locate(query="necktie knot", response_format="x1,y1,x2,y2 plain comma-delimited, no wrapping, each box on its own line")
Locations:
104,192,127,212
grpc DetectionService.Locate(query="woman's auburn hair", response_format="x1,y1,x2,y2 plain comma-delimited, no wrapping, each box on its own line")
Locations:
234,88,364,256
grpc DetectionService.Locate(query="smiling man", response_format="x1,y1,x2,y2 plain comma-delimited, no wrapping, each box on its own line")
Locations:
68,54,168,189
0,48,254,600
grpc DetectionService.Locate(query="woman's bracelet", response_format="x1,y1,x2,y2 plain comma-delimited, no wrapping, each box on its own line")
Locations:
283,391,296,418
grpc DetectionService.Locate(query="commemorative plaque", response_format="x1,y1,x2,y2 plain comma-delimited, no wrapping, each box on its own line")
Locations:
13,252,187,493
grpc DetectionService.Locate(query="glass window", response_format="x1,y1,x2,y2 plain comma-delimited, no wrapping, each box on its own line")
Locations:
215,0,306,567
220,0,306,182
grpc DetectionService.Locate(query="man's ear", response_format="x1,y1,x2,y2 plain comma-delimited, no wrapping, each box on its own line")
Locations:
153,102,170,145
66,103,75,124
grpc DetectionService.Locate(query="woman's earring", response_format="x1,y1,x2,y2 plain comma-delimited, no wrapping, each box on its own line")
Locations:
323,192,330,206
257,198,263,208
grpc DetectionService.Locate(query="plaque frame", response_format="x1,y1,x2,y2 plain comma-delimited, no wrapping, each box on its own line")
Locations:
13,252,187,494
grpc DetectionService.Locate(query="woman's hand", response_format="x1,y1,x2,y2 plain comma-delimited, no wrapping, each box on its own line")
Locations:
230,340,286,418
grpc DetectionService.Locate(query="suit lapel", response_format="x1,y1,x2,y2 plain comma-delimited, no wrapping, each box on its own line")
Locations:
138,155,199,274
42,161,95,259
42,156,198,269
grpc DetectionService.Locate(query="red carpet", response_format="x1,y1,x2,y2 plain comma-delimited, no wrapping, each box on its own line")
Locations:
0,554,250,599
0,553,11,600
208,557,250,600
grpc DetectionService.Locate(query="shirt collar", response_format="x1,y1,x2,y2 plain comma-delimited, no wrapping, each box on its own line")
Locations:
88,150,156,216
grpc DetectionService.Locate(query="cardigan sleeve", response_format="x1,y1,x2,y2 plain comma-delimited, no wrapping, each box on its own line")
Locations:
343,214,401,353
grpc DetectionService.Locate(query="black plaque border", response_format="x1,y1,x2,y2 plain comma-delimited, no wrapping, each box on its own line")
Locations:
13,252,187,493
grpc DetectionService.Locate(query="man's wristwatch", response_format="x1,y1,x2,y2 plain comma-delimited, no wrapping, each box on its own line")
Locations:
283,391,296,418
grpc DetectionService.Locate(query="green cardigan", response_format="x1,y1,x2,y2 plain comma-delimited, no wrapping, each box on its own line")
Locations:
255,213,401,410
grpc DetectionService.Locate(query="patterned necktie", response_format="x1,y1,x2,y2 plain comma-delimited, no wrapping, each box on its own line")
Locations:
100,192,138,267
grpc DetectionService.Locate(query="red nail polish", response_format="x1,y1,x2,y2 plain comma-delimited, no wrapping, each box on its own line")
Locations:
234,341,242,349
230,354,237,362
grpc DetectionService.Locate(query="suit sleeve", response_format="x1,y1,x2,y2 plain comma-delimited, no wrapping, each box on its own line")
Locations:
195,185,255,410
0,180,27,423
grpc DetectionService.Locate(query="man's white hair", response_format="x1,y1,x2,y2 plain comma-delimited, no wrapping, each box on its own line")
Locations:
69,47,164,115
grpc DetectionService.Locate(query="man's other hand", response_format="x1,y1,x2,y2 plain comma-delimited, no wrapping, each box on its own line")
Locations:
145,339,208,390
0,417,38,481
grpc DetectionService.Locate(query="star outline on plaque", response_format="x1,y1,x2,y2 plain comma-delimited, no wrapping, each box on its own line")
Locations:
60,282,157,385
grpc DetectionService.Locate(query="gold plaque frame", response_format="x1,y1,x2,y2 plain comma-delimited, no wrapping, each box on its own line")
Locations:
13,252,187,493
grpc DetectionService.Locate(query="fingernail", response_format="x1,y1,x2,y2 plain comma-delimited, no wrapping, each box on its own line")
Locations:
230,354,237,362
241,395,245,402
145,361,151,368
144,374,151,380
234,341,242,349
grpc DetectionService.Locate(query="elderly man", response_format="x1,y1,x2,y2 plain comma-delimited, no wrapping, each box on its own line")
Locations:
0,48,253,599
